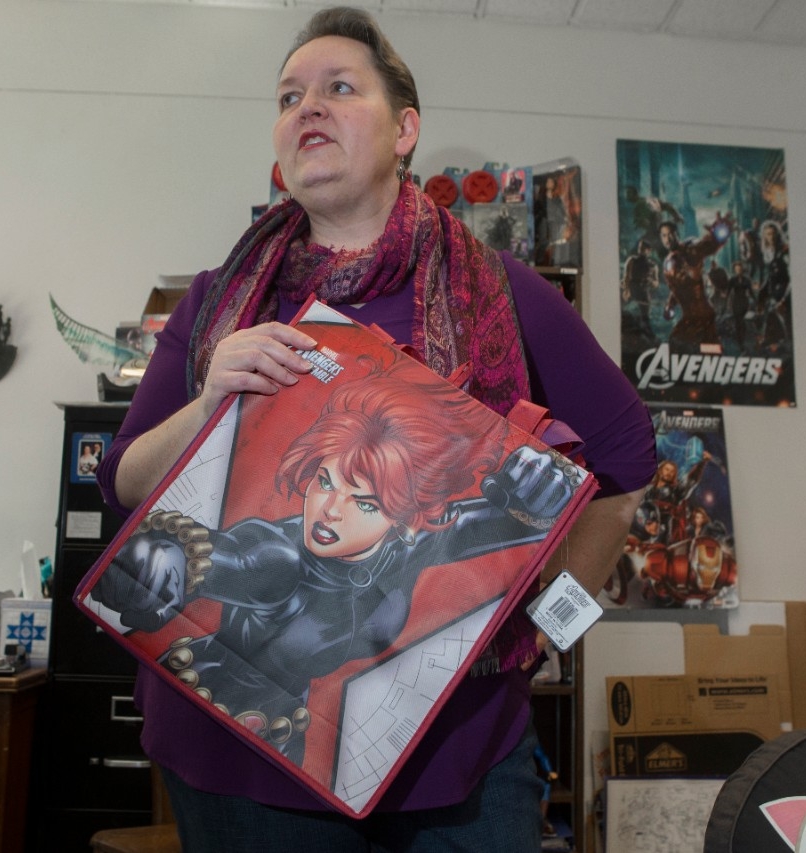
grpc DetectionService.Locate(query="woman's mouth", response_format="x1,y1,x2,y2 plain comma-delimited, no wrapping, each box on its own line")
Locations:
311,521,339,546
299,132,331,150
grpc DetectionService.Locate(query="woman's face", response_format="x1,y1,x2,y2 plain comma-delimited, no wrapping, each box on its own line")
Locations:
273,35,416,215
302,455,394,562
762,224,778,250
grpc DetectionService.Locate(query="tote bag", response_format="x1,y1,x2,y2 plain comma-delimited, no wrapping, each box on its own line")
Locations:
74,297,598,817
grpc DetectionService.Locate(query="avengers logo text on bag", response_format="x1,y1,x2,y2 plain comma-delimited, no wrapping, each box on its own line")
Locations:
74,299,597,817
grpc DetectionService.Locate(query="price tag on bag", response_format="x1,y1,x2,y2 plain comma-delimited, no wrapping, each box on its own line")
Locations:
525,571,603,651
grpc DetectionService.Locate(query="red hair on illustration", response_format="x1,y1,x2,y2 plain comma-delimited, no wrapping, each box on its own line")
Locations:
277,356,503,533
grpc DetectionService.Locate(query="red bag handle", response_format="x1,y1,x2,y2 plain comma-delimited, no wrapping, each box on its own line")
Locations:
507,399,585,463
379,349,585,462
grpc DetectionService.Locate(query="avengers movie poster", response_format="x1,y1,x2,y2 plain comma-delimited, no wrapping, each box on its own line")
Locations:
617,139,795,407
74,299,596,818
598,404,738,611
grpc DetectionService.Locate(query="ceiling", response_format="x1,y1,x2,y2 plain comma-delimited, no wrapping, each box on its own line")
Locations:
71,0,806,48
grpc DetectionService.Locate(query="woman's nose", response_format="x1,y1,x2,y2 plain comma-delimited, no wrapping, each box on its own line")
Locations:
299,93,327,120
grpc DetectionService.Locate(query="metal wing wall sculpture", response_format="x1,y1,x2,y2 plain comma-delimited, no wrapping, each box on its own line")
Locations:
49,294,146,382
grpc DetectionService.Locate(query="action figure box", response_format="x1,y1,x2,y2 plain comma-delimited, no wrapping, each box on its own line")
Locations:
422,163,535,262
532,158,582,270
607,673,782,778
74,297,598,817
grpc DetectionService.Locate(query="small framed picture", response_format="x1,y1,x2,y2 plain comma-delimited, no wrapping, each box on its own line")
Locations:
71,432,112,483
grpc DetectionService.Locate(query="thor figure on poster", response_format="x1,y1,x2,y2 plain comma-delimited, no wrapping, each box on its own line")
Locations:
90,358,581,767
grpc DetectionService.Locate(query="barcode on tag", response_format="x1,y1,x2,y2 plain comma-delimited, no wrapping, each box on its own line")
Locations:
548,596,578,627
525,571,603,651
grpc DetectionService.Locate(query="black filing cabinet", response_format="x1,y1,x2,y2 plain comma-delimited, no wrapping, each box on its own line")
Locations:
29,404,152,852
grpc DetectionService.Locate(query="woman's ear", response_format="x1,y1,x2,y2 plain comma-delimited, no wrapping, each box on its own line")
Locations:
395,107,420,160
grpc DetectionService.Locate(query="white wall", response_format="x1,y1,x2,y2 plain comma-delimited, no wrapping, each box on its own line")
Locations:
1,1,804,608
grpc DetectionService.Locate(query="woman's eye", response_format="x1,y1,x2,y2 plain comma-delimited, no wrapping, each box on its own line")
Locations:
355,500,379,515
332,81,353,95
279,92,299,109
318,474,333,492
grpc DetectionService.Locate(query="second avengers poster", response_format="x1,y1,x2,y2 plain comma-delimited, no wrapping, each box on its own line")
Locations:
598,404,738,611
617,139,796,407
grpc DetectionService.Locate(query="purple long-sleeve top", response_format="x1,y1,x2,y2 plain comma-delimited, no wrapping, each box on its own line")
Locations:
96,252,656,811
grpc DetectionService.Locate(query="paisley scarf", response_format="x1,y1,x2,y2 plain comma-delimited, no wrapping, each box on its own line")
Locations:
188,180,529,415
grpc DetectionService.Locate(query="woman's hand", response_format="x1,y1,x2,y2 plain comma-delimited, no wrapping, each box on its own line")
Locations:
198,322,318,419
115,322,317,509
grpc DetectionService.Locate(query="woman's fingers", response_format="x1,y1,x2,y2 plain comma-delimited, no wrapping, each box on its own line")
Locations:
201,322,318,409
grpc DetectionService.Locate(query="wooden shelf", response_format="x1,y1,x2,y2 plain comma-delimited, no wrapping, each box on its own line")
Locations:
530,266,581,314
533,265,581,276
531,682,576,697
530,641,584,851
0,666,47,853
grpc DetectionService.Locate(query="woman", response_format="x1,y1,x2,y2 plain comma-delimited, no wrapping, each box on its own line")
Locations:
77,442,99,476
93,358,578,773
759,219,791,346
97,7,656,851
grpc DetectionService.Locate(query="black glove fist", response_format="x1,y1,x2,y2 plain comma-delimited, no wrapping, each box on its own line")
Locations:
482,446,574,529
94,535,187,632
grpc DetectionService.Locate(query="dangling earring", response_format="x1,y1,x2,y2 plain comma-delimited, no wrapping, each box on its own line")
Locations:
397,157,407,182
396,524,415,546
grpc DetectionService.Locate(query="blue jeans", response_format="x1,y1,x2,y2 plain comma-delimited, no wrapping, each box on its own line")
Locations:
160,723,544,852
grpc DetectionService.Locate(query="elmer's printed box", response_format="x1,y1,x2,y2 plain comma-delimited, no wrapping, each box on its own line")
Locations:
606,673,782,777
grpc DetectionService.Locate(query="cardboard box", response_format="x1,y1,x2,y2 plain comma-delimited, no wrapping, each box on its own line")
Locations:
786,602,806,729
684,622,793,726
0,598,52,667
141,278,191,354
607,673,781,777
